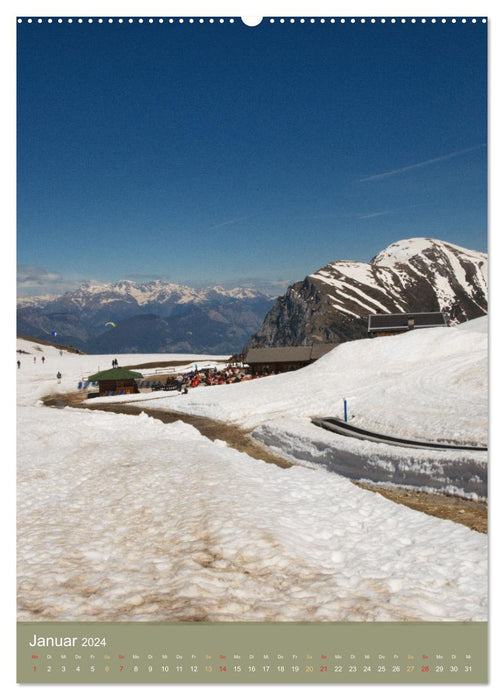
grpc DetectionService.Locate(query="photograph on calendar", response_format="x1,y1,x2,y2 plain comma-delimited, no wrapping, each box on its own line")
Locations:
16,13,487,683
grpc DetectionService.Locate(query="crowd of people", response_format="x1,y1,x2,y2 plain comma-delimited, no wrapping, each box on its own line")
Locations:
17,353,264,393
174,365,253,390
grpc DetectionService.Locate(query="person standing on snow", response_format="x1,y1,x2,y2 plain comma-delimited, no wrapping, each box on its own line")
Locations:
57,371,62,383
17,360,21,369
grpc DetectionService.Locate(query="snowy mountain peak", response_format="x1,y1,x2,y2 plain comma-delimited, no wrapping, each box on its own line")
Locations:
250,237,487,348
371,237,487,268
17,293,58,308
57,279,270,307
17,279,275,354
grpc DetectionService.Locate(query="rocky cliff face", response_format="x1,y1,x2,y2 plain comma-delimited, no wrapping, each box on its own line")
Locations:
248,238,487,348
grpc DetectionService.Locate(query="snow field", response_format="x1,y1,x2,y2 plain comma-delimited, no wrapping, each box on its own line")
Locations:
133,318,487,445
17,406,486,622
252,417,487,499
16,320,488,622
118,318,488,498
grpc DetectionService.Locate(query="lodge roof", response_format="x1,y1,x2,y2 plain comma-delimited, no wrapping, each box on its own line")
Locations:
87,368,144,381
244,344,337,364
368,312,448,333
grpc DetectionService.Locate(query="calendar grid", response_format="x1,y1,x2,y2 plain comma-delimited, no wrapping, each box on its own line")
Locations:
18,621,487,683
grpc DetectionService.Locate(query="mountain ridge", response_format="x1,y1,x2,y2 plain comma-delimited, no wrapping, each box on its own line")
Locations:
17,281,274,354
248,237,487,348
17,237,488,354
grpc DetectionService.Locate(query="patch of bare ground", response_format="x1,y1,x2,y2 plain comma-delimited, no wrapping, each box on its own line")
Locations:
73,400,295,469
43,393,487,532
355,482,487,534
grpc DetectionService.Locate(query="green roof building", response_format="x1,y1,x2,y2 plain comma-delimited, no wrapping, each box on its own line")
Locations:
87,368,143,397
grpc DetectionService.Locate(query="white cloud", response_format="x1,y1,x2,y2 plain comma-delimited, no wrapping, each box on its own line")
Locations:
17,265,63,287
17,265,90,297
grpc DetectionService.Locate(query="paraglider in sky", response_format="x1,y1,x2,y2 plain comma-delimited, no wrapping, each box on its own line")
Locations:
41,325,57,337
105,321,116,328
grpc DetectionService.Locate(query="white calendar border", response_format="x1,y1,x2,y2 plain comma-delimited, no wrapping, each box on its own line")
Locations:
3,1,501,699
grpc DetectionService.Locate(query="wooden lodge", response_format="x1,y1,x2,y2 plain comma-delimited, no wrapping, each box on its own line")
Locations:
86,368,144,397
243,344,337,376
368,312,448,337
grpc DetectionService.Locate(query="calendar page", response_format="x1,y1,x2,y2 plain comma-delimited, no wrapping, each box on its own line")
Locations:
15,2,488,687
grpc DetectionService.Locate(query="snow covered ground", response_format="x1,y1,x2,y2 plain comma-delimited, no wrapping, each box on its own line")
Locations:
16,321,488,622
125,316,487,441
115,315,488,499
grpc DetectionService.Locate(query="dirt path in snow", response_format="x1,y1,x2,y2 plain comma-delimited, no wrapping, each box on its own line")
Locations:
43,393,487,533
356,483,487,534
44,394,295,469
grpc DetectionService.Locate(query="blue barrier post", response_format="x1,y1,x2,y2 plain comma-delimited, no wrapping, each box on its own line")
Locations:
344,398,348,423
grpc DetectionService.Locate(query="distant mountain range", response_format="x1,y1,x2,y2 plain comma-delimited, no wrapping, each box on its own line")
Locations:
17,238,488,354
248,237,488,348
17,281,274,354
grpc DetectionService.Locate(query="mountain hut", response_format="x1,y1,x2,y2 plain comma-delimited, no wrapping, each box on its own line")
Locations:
86,368,143,397
244,344,337,376
368,312,448,337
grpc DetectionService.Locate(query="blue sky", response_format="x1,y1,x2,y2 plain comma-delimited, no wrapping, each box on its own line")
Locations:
17,16,487,296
